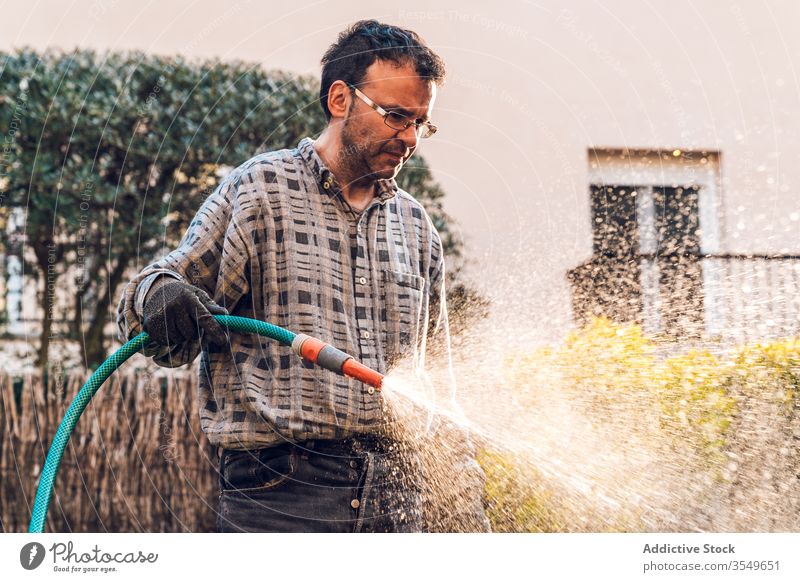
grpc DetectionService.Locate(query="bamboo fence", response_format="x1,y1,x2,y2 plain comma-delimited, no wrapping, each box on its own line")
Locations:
0,367,217,532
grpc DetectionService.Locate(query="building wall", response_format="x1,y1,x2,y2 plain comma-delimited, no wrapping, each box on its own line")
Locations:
421,1,800,345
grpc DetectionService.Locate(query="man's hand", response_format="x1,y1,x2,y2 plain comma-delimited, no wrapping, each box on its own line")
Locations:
142,279,229,348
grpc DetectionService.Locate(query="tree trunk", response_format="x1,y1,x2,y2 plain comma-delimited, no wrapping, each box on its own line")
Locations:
83,253,130,370
72,244,103,341
32,234,63,370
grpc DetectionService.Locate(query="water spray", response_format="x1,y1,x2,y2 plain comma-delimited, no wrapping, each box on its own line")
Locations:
28,315,384,533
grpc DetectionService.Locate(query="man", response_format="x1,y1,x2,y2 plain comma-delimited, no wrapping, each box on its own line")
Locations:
116,20,489,533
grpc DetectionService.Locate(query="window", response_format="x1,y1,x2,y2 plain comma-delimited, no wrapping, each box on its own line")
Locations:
569,149,722,337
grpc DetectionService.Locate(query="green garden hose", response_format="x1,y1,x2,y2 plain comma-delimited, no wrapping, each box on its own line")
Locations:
28,314,378,533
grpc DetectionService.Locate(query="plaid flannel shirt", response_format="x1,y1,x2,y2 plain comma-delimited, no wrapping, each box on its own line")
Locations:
116,137,452,449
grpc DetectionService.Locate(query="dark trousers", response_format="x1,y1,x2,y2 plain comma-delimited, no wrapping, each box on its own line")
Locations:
216,436,423,533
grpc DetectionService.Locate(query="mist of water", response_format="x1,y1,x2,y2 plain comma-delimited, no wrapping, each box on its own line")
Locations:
379,297,800,533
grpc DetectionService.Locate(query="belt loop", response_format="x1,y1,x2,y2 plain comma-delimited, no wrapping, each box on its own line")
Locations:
218,447,228,490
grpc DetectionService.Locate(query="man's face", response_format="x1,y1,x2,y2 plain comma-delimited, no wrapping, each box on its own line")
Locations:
339,59,437,182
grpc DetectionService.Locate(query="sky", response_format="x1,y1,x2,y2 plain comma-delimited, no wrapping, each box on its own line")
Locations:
3,0,799,343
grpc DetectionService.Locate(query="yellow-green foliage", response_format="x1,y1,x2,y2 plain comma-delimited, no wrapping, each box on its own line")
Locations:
481,317,800,532
560,316,656,395
508,317,737,458
733,339,800,411
478,449,568,533
657,350,734,464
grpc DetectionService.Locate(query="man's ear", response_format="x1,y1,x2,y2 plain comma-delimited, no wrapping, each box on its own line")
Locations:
327,80,351,120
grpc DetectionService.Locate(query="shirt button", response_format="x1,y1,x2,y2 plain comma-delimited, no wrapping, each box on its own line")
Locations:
362,331,370,339
323,180,331,189
358,276,367,285
349,460,358,469
351,499,360,509
367,387,375,395
357,224,362,233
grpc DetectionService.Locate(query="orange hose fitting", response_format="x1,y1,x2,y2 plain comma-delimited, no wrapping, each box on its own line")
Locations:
292,333,383,391
297,335,327,362
342,358,384,391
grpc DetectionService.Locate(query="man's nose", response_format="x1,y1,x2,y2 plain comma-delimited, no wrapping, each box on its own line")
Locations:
396,123,419,151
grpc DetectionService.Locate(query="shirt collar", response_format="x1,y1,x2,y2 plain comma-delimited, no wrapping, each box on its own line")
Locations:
297,137,398,204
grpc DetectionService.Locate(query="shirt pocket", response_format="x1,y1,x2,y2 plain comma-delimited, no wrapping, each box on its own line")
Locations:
381,269,426,365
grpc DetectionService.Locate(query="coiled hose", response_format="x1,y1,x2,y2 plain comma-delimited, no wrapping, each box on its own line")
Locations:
28,314,383,533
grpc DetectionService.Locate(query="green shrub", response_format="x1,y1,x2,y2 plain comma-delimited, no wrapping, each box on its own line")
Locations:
480,317,800,531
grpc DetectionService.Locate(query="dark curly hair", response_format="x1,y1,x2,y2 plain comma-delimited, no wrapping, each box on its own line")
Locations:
319,20,446,121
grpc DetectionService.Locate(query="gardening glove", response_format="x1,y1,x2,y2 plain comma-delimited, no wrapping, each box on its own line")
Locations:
142,279,229,348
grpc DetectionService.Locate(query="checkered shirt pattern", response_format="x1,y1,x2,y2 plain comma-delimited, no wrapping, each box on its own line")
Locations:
116,137,452,449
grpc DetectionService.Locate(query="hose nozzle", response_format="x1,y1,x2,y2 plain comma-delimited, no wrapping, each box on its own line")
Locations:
292,334,383,391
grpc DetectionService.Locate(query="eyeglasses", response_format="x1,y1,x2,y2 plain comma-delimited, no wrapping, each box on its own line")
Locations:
347,83,438,139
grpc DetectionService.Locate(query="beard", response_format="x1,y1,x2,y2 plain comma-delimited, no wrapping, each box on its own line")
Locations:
340,115,405,183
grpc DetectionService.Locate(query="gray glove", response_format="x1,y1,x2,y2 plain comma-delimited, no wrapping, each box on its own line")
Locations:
142,279,229,348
